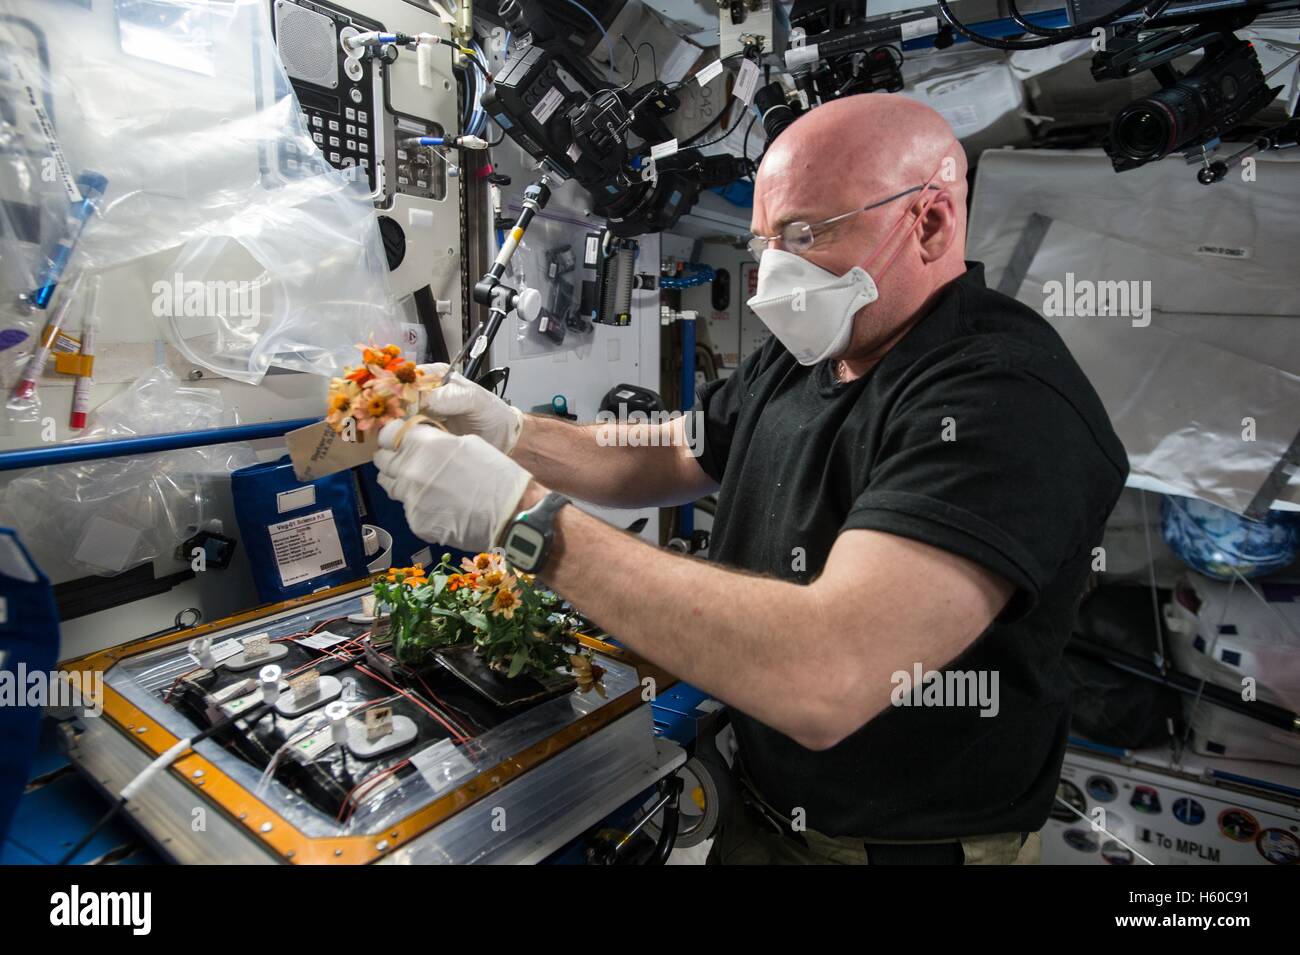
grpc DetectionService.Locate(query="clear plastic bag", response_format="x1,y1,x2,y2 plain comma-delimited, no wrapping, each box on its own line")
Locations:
0,366,257,579
153,175,397,382
0,24,83,404
0,0,399,384
0,28,80,300
508,213,598,360
0,300,40,430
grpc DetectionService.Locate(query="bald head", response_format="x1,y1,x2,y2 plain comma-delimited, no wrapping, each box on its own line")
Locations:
760,94,966,206
751,94,971,373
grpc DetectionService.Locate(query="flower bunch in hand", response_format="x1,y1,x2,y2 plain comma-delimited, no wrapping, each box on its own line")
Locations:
326,344,438,436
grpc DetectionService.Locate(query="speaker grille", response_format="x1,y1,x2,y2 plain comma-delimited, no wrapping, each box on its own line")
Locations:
274,1,338,89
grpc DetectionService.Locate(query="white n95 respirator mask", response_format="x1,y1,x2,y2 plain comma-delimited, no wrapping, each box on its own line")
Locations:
746,249,879,365
746,158,950,366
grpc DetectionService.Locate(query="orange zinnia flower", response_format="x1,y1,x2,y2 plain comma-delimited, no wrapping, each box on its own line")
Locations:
490,588,521,619
463,552,499,573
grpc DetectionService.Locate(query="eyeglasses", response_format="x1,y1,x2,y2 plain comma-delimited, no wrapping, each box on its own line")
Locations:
747,183,942,262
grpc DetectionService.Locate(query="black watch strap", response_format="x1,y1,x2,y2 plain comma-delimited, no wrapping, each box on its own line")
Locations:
523,491,570,529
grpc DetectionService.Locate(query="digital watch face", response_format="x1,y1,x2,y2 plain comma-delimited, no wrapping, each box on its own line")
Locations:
507,524,546,571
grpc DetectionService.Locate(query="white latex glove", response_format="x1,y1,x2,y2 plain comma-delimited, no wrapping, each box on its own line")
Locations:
374,419,533,553
419,363,525,454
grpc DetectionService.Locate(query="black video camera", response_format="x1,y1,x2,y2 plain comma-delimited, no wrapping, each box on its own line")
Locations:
1094,25,1280,172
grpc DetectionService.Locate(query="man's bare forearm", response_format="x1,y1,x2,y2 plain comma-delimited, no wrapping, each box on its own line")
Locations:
512,478,1011,751
509,413,716,509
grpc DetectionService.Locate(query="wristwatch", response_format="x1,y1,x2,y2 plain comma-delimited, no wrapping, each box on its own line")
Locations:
501,491,570,574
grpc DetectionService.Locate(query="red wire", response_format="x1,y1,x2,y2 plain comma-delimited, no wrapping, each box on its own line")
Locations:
337,757,412,823
355,664,468,744
407,667,476,739
162,666,202,703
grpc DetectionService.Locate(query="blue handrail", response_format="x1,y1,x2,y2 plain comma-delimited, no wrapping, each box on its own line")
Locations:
0,418,319,472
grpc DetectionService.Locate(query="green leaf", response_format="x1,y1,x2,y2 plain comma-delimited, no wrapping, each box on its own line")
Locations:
507,651,526,679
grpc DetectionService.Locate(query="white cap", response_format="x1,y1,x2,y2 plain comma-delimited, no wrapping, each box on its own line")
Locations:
326,701,351,744
189,636,217,670
259,665,282,703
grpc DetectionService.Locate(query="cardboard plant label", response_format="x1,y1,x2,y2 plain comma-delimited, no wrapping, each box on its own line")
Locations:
285,420,375,482
289,669,321,703
366,705,394,741
242,633,271,660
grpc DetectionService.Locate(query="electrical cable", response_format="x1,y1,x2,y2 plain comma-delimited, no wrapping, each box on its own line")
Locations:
741,112,759,178
468,40,490,136
1007,0,1084,36
588,35,644,106
354,663,469,743
337,757,413,822
59,699,274,864
559,0,616,81
934,0,1156,51
680,106,730,146
669,45,750,94
638,40,658,83
255,694,402,796
459,51,490,81
678,49,760,146
692,102,750,150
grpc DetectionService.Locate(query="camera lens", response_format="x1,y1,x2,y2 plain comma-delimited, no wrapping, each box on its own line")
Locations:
753,82,796,145
1113,105,1173,160
1113,83,1208,163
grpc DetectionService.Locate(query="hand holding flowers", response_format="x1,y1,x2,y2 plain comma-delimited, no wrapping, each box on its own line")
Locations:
326,344,440,437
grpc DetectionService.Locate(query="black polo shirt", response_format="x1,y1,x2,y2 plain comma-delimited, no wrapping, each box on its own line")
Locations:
693,262,1128,840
